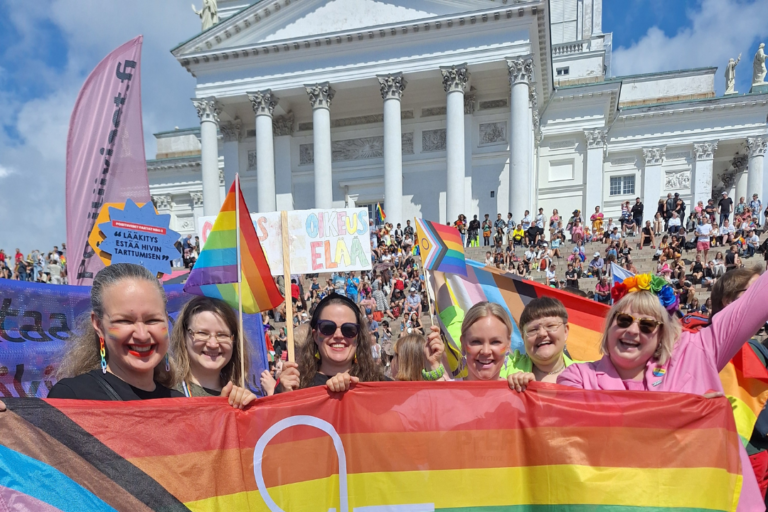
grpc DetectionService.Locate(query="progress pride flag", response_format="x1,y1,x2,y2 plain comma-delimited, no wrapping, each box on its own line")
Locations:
66,36,150,285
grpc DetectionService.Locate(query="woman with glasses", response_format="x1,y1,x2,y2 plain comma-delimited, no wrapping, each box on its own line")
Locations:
553,274,768,511
505,297,577,391
293,294,388,393
169,296,291,405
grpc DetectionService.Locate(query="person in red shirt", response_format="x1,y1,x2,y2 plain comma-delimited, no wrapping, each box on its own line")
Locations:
0,249,5,263
290,279,300,303
15,248,23,264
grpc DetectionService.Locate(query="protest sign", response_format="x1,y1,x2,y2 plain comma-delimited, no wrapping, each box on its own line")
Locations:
93,199,181,276
0,383,742,511
0,280,268,398
197,208,372,276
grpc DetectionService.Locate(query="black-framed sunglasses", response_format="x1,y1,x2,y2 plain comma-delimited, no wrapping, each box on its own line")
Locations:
615,313,661,334
316,320,359,339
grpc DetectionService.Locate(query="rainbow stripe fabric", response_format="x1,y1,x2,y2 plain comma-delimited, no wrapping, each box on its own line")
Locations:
183,177,283,314
415,218,468,276
431,260,606,378
720,343,768,444
375,202,386,224
0,383,741,511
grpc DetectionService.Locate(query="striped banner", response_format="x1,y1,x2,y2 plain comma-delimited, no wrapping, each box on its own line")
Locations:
0,382,741,511
415,218,467,276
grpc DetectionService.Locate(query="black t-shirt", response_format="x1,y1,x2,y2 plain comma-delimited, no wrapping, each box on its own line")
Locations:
48,369,183,401
305,372,394,388
718,197,733,214
725,252,737,266
631,203,644,217
565,269,578,285
692,261,704,273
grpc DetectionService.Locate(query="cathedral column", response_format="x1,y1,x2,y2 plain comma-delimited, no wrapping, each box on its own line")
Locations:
306,82,335,209
377,72,407,227
642,146,666,206
747,137,767,214
507,56,534,222
584,129,606,215
193,97,223,216
273,112,295,211
219,119,242,192
248,90,278,212
692,142,717,210
441,64,470,223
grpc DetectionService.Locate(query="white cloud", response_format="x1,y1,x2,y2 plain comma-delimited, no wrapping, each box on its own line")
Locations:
0,0,200,254
612,0,768,94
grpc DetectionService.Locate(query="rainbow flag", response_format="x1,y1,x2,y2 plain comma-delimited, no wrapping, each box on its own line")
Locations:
431,259,607,378
375,202,386,224
0,383,742,511
720,343,768,444
415,218,467,276
183,176,283,314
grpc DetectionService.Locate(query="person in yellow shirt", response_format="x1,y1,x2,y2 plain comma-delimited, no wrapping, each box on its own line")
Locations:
512,224,525,249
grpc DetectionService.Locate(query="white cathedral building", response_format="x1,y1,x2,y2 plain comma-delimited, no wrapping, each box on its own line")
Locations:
148,0,768,236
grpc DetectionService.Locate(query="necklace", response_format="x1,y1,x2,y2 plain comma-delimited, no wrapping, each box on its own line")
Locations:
534,361,566,376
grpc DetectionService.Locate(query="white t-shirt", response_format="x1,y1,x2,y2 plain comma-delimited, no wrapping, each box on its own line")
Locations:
722,225,735,235
536,214,545,229
668,218,681,228
521,216,532,230
546,268,556,282
695,223,712,242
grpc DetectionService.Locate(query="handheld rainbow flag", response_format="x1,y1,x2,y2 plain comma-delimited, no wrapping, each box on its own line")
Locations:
414,217,467,276
375,202,386,224
183,175,283,314
719,343,768,445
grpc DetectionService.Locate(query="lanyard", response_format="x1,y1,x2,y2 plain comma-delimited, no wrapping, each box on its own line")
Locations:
181,381,191,398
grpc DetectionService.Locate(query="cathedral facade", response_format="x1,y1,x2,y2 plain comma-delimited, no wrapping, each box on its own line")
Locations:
148,0,768,236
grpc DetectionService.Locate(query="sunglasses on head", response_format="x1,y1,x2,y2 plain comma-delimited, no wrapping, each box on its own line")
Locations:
615,313,661,334
316,319,359,338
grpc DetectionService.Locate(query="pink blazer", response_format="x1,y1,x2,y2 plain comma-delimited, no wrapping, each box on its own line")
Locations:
558,270,768,511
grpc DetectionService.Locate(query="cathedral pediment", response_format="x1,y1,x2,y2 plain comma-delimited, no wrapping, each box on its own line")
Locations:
173,0,502,56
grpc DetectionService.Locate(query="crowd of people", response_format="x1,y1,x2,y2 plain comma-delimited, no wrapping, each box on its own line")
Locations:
4,260,766,509
0,245,68,283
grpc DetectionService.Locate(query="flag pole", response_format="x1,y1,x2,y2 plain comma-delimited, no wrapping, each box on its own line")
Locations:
235,174,245,387
424,268,438,328
281,211,295,362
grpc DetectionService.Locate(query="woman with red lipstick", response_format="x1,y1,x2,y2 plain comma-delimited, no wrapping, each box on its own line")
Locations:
170,296,288,405
292,294,388,393
50,264,182,400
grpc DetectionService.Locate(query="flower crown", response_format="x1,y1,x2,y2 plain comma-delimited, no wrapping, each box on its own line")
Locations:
611,273,679,314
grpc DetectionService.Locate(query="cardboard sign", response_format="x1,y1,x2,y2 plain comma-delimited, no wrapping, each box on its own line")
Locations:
96,200,181,276
197,208,372,276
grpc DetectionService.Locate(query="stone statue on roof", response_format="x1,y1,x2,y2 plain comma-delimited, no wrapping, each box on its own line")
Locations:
724,54,741,95
753,43,766,85
192,0,219,31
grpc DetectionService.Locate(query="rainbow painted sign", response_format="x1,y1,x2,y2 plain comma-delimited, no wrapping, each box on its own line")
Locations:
196,208,372,276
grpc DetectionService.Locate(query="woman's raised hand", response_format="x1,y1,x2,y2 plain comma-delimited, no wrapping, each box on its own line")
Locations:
260,370,276,396
277,361,300,392
220,382,258,409
326,372,359,393
424,326,444,370
507,372,536,392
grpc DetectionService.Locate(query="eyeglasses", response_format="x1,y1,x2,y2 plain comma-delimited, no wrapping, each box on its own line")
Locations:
316,320,359,338
187,329,233,344
614,313,661,334
524,321,564,339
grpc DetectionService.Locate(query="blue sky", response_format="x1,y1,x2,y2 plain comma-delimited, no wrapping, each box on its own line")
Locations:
0,0,767,255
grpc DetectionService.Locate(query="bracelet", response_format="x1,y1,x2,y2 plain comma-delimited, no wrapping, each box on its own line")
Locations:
421,364,445,381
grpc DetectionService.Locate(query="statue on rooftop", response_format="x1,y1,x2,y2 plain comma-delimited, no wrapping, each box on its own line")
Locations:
753,43,766,85
724,54,741,95
192,0,219,31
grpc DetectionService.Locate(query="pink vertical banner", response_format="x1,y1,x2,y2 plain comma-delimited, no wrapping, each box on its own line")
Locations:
66,36,150,285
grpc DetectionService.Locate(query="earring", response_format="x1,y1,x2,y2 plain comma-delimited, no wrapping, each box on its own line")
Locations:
354,353,358,364
314,344,321,360
165,353,170,372
99,337,107,374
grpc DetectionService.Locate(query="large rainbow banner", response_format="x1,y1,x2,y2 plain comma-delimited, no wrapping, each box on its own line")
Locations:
0,382,741,511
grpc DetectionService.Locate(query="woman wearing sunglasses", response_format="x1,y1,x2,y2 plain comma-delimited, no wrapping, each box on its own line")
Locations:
555,271,768,511
295,293,388,392
505,297,576,391
170,296,297,405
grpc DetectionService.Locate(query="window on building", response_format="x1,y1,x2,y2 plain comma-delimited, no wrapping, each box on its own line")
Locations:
609,176,635,196
550,0,578,44
556,67,570,76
